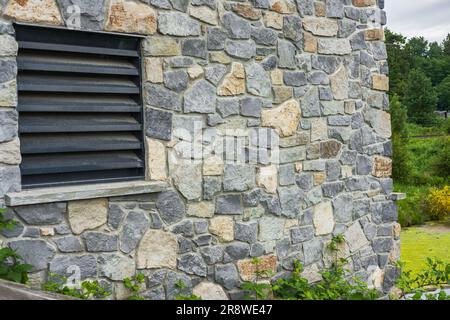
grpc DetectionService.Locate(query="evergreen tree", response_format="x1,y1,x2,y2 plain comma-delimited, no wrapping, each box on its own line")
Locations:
437,75,450,110
403,69,438,125
390,96,411,183
443,34,450,56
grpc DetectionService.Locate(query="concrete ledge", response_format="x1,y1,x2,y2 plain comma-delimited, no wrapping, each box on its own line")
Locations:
5,180,169,206
0,279,78,300
389,193,407,201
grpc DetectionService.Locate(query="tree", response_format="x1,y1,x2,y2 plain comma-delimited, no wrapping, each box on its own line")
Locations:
403,69,438,125
443,34,450,56
390,96,411,183
427,42,443,59
406,36,429,58
437,75,450,110
385,29,410,97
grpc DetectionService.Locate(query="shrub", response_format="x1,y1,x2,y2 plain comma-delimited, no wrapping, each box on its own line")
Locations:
0,208,33,284
395,258,450,300
42,273,111,299
426,186,450,220
431,137,450,179
396,184,430,227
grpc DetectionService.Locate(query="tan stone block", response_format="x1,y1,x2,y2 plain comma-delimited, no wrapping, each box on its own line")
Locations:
209,51,232,64
203,155,224,176
313,172,326,186
209,216,234,242
330,65,349,100
0,35,18,57
146,138,167,181
237,255,277,281
0,80,17,108
261,99,301,137
143,37,181,57
310,118,328,142
257,165,278,194
314,2,326,17
295,162,303,172
344,222,369,252
303,17,339,37
304,32,318,53
344,101,356,114
231,3,262,20
4,0,63,25
105,0,157,35
0,138,21,165
40,227,55,236
393,223,401,238
313,201,334,235
188,65,204,79
365,28,385,41
270,0,297,14
272,86,294,104
271,70,283,86
193,282,228,300
352,0,376,7
144,58,163,83
137,229,178,269
217,62,246,96
187,202,215,218
263,11,283,30
68,198,108,235
341,165,353,178
372,156,392,178
372,74,390,91
189,5,218,25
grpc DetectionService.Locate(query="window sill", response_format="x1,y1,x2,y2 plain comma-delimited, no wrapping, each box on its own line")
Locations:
5,180,169,206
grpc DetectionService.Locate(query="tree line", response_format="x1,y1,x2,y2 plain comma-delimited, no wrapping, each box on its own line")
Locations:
386,30,450,125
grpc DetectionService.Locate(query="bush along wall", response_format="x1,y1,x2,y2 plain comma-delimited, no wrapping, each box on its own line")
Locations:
0,0,400,299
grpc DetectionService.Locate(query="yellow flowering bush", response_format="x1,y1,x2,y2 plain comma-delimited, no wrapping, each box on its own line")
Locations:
427,186,450,220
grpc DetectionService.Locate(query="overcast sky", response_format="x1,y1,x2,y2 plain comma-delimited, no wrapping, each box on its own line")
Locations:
385,0,450,43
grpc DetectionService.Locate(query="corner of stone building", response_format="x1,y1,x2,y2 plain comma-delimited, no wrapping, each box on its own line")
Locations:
0,0,401,300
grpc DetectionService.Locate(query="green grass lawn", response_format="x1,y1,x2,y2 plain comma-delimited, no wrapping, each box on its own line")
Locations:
401,222,450,274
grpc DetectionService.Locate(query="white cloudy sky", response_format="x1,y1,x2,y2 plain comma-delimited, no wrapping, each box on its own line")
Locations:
385,0,450,43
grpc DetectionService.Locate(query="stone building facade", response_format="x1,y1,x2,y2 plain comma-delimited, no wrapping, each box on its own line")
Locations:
0,0,400,299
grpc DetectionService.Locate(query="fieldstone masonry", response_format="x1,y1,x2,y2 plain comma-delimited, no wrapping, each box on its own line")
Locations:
0,0,401,299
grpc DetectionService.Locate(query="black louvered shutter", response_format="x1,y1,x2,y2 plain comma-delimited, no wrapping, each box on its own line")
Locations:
15,24,146,189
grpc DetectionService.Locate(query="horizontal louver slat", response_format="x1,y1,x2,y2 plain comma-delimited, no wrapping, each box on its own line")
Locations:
18,93,141,113
18,73,140,94
21,151,144,175
20,114,142,133
17,51,139,76
21,133,142,154
18,41,139,57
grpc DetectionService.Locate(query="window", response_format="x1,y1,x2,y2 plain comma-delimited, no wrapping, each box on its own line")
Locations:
15,24,145,189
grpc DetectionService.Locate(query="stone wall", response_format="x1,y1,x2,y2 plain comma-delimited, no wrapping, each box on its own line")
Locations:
0,0,400,299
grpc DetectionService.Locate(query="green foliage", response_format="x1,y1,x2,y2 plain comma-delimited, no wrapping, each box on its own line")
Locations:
272,261,379,300
0,208,17,233
241,257,274,300
390,96,412,183
403,69,438,125
42,273,111,299
431,137,450,178
0,247,33,284
443,34,450,56
173,280,203,300
437,75,450,110
396,184,430,227
123,273,146,300
395,258,450,300
241,251,379,301
0,208,33,284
